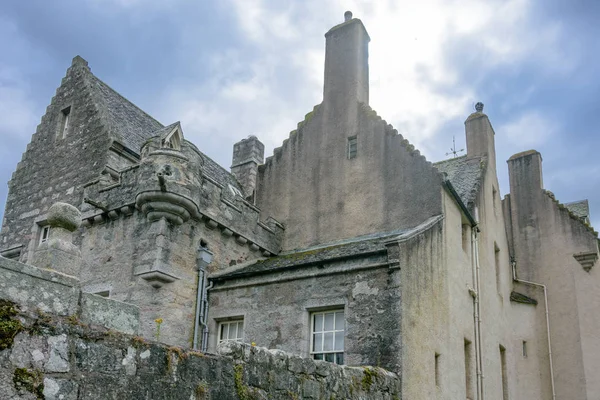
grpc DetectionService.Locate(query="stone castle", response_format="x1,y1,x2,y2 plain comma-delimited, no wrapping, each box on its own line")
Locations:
1,12,599,399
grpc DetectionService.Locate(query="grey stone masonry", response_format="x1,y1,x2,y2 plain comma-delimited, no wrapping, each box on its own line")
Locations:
231,135,265,201
0,256,139,334
0,298,400,399
0,57,112,263
30,202,82,277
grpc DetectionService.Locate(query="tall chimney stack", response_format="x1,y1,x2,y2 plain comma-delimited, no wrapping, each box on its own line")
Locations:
323,11,370,110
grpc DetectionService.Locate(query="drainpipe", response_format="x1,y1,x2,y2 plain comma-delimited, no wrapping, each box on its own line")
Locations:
471,226,485,400
201,281,214,353
511,259,556,400
193,247,213,350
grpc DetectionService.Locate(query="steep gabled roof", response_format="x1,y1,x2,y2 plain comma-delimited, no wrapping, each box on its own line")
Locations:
87,71,243,194
434,155,486,208
88,74,163,153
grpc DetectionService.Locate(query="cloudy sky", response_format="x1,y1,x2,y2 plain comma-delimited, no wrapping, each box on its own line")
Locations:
1,0,599,227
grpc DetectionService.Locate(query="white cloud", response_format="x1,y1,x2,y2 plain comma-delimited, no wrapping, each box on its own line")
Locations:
156,0,575,167
0,66,38,143
499,111,557,148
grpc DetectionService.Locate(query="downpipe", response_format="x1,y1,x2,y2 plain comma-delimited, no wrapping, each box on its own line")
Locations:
192,263,206,350
471,227,485,400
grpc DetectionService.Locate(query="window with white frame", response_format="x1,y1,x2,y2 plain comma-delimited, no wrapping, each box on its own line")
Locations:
39,226,51,245
218,319,244,344
311,310,344,364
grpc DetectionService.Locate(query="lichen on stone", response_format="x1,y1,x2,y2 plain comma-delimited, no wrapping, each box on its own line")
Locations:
0,299,23,350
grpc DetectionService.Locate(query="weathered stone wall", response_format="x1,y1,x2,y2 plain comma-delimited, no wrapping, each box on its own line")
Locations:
504,150,600,400
0,57,112,262
256,102,442,252
209,247,402,373
0,302,401,399
0,256,139,335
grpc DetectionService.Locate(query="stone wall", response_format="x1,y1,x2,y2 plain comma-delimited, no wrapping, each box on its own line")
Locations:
0,57,111,263
0,300,401,399
209,246,402,373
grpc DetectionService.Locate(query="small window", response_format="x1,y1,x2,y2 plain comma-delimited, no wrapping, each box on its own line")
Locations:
311,310,344,364
347,136,357,159
500,345,508,400
435,353,441,387
495,243,501,294
219,320,244,344
464,340,474,399
522,341,527,358
39,226,51,245
60,106,71,139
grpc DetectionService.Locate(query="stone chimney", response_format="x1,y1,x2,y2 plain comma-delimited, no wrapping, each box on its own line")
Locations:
507,150,544,194
231,136,264,202
31,202,82,277
323,11,370,110
465,102,496,170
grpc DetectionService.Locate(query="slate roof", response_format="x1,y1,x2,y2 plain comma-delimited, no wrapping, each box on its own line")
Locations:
434,155,486,208
89,74,163,153
565,200,590,220
88,73,243,194
212,228,409,280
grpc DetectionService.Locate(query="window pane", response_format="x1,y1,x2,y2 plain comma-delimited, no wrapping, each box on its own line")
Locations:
324,313,334,331
334,331,344,351
237,322,244,340
220,324,228,341
314,314,323,332
230,323,238,340
335,312,344,330
324,332,334,351
313,354,323,361
336,353,344,365
313,333,323,352
325,353,335,362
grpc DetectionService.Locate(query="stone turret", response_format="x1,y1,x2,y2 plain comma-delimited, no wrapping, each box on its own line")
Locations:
31,202,82,277
231,135,264,202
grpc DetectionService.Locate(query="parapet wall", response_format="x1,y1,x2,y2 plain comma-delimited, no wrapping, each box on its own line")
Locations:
0,256,139,335
0,299,401,399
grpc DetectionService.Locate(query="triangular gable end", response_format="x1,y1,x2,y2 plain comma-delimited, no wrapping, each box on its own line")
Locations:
161,122,184,150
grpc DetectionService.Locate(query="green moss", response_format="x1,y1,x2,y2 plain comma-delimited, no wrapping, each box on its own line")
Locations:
286,390,300,400
13,367,44,399
362,367,379,391
233,364,259,400
0,299,22,350
195,381,209,399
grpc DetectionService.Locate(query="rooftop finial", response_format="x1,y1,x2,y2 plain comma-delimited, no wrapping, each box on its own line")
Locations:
475,102,484,112
344,11,353,21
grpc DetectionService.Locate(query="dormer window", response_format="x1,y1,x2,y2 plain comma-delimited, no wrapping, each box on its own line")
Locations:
162,126,182,150
59,106,71,138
